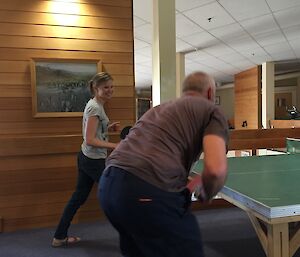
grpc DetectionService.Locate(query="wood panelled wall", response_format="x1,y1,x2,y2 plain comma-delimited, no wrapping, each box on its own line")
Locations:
0,0,135,232
234,66,262,129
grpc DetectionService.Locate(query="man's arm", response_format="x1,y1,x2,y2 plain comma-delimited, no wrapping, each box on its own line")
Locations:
201,134,227,200
187,134,227,202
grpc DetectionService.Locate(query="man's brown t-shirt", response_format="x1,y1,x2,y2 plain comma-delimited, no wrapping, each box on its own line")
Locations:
106,95,229,192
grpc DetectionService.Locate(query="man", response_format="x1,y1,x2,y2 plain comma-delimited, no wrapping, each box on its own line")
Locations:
98,71,229,257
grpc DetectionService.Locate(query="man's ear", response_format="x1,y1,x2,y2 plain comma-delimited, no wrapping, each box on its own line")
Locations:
207,87,212,100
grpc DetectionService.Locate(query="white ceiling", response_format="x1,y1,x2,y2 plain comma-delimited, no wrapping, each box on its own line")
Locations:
133,0,300,88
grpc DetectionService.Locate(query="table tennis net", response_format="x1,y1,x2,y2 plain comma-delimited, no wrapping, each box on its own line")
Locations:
286,137,300,154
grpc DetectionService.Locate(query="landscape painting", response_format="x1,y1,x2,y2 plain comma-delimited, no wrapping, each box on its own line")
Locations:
31,59,101,117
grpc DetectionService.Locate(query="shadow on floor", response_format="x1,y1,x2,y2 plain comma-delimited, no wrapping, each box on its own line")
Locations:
0,207,299,257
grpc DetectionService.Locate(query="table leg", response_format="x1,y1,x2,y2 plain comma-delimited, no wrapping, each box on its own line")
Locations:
247,212,291,257
267,223,289,257
247,212,267,255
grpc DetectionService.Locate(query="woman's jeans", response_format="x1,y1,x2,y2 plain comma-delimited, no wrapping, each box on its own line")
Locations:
54,151,105,239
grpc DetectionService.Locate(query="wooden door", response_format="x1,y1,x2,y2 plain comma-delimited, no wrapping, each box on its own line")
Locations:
275,93,292,119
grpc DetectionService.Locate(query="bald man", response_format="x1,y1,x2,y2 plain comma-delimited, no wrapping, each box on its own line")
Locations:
98,71,229,257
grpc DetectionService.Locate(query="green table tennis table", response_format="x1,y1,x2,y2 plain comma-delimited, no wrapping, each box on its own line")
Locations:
192,154,300,257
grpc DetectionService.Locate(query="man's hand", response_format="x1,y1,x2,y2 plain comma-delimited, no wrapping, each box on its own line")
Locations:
186,175,208,202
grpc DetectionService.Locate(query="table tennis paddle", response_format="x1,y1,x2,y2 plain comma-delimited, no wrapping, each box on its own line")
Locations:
120,126,132,140
187,175,207,202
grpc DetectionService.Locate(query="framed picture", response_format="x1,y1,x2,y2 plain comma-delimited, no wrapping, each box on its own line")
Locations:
215,96,220,105
30,58,102,118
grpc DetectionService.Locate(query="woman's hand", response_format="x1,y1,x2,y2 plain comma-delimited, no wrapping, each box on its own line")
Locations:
108,122,121,132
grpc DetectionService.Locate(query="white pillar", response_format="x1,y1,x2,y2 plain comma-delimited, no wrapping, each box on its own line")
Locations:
152,0,176,106
297,77,300,109
262,62,275,128
176,52,185,98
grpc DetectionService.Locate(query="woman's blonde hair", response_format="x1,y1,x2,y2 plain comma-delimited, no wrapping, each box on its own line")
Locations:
88,72,113,97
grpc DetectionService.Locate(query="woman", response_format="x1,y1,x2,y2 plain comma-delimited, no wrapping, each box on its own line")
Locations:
52,72,119,247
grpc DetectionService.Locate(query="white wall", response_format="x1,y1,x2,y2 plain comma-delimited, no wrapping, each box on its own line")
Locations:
215,77,300,123
216,83,234,120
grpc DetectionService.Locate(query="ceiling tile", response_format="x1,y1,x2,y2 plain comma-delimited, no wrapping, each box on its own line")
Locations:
294,50,300,59
283,25,300,41
176,0,216,12
253,30,287,46
271,50,297,61
133,0,300,87
185,60,201,71
266,0,300,12
289,37,300,48
176,38,194,52
135,75,152,88
194,58,240,75
211,62,240,74
215,74,234,83
226,35,262,52
183,2,235,30
289,38,300,57
221,66,242,75
237,46,270,59
133,0,152,23
134,39,150,50
134,24,152,43
185,61,219,73
134,53,152,64
194,65,220,74
197,56,231,67
247,54,273,64
185,67,194,74
213,71,229,77
135,46,152,57
138,61,152,67
176,13,204,37
185,58,195,64
218,0,271,21
264,42,294,55
218,52,249,62
240,14,279,35
273,6,300,29
231,60,255,70
186,50,213,61
134,64,152,74
134,16,148,28
209,23,248,42
183,31,219,48
203,43,236,56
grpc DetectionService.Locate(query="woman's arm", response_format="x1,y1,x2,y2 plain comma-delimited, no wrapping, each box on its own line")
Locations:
108,121,120,132
85,116,118,150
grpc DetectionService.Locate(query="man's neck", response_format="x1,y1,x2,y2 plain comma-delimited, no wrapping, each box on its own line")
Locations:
182,90,203,97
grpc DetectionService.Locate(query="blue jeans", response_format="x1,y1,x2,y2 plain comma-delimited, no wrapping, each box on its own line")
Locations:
54,151,105,239
98,166,204,257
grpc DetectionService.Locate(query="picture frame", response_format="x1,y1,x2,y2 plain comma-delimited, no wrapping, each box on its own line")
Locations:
136,98,152,120
30,58,102,118
215,96,220,105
